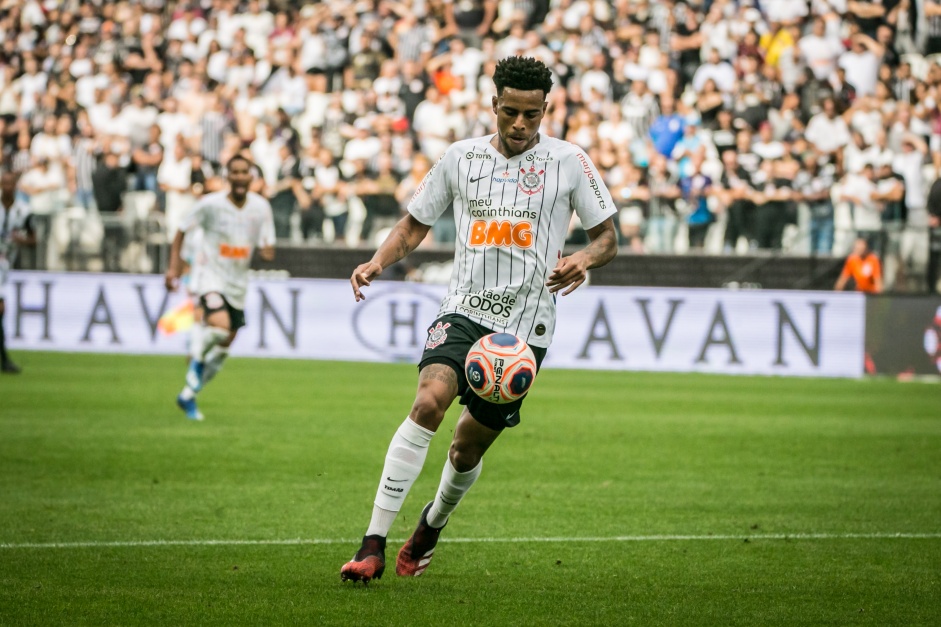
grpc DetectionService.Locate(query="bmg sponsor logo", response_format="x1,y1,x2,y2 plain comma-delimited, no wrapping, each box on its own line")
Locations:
469,220,534,248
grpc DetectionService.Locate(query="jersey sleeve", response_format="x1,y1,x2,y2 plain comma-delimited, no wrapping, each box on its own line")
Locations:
569,149,617,230
178,197,208,234
406,148,456,226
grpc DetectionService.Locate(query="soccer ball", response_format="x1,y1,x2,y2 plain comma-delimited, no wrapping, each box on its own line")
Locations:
464,333,538,404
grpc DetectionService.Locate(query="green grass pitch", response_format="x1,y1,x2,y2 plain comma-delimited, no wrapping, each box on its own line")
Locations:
1,352,939,626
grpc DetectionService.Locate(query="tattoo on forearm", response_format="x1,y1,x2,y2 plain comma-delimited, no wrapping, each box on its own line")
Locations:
584,226,618,268
394,230,410,260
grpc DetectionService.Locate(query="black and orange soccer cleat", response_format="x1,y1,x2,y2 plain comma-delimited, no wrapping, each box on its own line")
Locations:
396,502,446,577
340,535,386,584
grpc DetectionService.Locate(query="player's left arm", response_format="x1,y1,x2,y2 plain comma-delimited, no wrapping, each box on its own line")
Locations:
549,149,619,295
259,244,275,261
166,229,187,291
546,217,618,296
258,201,277,261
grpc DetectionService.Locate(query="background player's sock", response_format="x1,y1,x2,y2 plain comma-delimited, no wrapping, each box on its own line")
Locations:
189,324,228,362
0,310,8,365
202,345,229,386
426,458,482,529
365,417,435,537
188,324,205,362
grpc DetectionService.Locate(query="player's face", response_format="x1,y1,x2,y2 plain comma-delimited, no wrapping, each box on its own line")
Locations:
227,161,253,199
492,87,547,157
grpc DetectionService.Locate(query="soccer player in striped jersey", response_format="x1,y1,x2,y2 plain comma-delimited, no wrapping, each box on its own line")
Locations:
341,56,618,583
0,171,36,374
165,155,275,421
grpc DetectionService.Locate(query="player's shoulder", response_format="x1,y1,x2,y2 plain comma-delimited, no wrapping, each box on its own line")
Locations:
523,136,587,169
537,135,586,159
197,190,228,207
246,191,273,211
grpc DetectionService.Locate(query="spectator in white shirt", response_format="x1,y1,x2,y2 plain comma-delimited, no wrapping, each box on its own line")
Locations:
158,141,195,243
156,97,194,151
800,17,845,82
805,97,852,159
752,122,787,161
692,49,737,94
839,163,882,236
838,34,881,97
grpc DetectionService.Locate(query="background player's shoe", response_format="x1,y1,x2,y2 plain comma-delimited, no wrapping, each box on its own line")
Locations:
176,394,204,421
185,360,205,392
396,502,446,577
1,360,21,374
340,535,386,584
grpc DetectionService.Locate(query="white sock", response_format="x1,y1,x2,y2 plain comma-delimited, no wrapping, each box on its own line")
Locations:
190,324,228,362
426,458,482,529
365,417,435,537
179,386,195,401
202,345,229,385
188,324,205,362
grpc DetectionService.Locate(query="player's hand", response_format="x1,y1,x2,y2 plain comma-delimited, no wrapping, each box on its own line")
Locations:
351,261,383,302
165,271,180,292
546,253,589,296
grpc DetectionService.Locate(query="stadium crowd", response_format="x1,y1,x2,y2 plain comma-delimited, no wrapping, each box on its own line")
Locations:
2,0,941,290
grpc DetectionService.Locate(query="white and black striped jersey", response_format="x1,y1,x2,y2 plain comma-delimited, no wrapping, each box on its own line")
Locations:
178,191,275,310
408,134,616,348
0,197,33,289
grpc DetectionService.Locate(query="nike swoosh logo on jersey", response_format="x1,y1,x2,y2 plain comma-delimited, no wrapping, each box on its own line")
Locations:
386,477,408,482
470,174,489,183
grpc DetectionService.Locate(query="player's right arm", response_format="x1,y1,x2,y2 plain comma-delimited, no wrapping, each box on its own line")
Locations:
351,214,431,302
166,197,208,291
352,148,454,301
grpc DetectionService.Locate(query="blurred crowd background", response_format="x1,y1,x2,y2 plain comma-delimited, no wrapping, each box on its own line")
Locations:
3,0,941,291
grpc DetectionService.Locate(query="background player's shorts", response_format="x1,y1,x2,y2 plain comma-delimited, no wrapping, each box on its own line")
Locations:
199,292,246,331
419,313,547,431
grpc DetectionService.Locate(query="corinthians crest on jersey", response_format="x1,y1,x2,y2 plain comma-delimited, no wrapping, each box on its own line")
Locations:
425,321,451,349
518,164,545,195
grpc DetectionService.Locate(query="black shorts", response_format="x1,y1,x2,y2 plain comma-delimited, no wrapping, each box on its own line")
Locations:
419,313,547,431
199,292,246,331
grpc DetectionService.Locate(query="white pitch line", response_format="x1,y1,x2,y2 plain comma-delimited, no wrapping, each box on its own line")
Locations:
1,532,940,550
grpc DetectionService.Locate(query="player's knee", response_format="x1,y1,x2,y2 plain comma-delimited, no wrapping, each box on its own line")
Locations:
409,394,448,431
448,442,482,473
